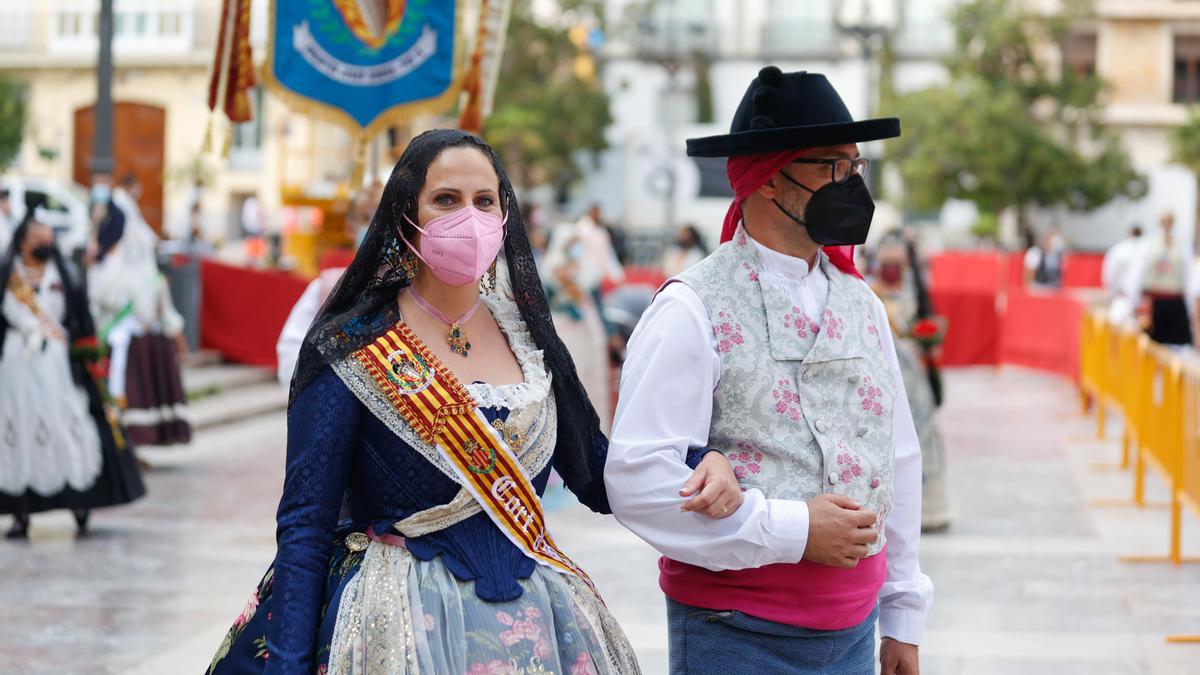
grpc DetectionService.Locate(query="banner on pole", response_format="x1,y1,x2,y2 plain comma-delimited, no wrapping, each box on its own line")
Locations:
266,0,466,134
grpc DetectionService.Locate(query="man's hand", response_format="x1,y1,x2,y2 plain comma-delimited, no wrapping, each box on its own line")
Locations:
880,638,919,675
679,452,744,518
802,493,878,567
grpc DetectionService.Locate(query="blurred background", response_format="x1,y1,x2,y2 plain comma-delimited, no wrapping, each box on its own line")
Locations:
2,1,1200,673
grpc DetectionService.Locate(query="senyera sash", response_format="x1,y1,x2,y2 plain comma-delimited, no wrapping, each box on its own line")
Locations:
353,321,598,595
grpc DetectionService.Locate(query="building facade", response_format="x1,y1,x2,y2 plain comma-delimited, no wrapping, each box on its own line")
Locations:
0,0,363,241
578,0,955,252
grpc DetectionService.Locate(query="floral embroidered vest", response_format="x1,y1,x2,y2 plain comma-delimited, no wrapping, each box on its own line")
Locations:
675,230,898,556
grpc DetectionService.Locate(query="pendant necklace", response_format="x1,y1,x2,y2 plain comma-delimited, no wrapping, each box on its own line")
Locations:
408,288,481,358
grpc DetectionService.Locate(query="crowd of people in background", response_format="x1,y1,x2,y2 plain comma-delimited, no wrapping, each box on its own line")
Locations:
0,171,205,538
1096,211,1199,349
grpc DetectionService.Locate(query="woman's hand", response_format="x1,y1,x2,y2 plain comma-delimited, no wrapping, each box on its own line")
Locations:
679,451,744,519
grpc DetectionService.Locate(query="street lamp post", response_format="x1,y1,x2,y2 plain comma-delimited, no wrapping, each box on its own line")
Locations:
834,0,901,125
635,2,709,236
91,0,116,178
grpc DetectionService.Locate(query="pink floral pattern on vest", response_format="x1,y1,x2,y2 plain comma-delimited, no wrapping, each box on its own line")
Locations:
675,226,898,556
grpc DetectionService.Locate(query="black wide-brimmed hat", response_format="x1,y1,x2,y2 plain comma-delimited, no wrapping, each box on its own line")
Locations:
686,66,900,157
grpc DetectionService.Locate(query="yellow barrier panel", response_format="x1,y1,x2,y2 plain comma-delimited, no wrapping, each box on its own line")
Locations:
1114,327,1139,469
1083,314,1200,642
1079,311,1098,414
1173,362,1200,642
1081,312,1139,476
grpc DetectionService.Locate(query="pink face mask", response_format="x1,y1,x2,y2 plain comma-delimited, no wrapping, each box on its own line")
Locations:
402,205,506,286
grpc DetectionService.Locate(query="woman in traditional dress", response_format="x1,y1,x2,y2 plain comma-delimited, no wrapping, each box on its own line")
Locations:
543,235,614,434
541,212,624,434
660,224,709,278
208,130,741,674
869,233,952,532
0,214,146,538
88,185,191,446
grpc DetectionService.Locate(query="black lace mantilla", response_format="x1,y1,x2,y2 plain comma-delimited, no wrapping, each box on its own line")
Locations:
290,129,602,489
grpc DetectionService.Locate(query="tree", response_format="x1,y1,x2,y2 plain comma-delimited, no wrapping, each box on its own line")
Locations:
0,75,27,171
483,1,612,194
887,0,1143,239
1170,108,1200,252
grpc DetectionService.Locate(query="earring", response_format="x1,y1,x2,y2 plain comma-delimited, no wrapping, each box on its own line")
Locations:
400,248,420,284
482,260,498,295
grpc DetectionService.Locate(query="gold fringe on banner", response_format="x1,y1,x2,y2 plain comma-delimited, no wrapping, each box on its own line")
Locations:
259,0,470,144
458,0,490,133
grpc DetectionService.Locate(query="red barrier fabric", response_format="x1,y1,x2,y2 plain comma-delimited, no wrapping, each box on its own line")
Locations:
319,248,356,271
929,289,1001,366
930,251,1005,293
200,260,309,367
1000,291,1086,380
1062,252,1104,288
927,251,1093,377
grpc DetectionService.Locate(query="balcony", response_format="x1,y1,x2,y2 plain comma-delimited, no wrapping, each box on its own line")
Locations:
0,0,223,69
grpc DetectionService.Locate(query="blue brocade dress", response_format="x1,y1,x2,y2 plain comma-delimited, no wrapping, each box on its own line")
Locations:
207,298,638,675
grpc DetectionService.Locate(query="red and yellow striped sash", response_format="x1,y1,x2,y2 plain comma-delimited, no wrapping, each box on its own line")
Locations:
353,322,597,592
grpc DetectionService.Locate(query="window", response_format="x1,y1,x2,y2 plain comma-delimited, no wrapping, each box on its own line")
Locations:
635,0,715,57
52,0,197,53
49,0,95,50
762,0,835,56
894,0,954,56
1063,32,1096,79
1174,36,1200,103
231,87,266,169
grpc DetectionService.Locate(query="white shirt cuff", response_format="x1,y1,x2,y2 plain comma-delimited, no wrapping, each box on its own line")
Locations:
759,496,810,564
879,604,927,646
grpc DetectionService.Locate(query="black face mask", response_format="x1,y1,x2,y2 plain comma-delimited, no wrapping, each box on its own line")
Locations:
31,245,55,262
773,171,876,246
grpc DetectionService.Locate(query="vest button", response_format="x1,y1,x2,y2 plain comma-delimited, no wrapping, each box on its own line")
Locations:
814,419,826,434
870,477,882,489
856,426,868,437
828,472,838,485
802,370,815,383
848,373,861,384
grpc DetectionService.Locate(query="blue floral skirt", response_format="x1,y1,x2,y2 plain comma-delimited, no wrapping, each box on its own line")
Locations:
207,529,639,674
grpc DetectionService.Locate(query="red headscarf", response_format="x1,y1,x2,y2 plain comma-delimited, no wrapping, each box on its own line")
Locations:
722,150,861,279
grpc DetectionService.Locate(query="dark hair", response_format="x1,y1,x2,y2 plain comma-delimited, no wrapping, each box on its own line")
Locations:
679,224,708,255
294,129,604,491
386,134,507,246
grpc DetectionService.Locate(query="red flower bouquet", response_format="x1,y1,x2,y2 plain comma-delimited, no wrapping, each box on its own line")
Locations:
70,335,105,362
909,316,947,347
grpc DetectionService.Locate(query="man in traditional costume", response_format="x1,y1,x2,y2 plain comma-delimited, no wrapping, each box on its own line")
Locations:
606,67,932,674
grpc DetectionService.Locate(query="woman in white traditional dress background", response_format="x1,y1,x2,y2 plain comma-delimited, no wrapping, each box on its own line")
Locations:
88,176,191,447
869,233,952,532
0,214,145,537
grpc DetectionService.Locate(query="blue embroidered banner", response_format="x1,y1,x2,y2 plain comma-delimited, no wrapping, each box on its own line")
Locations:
268,0,463,132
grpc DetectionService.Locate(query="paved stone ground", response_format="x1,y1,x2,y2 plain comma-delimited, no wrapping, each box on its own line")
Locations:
1,367,1198,674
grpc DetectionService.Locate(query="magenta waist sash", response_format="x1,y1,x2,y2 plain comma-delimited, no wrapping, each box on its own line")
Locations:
659,546,887,630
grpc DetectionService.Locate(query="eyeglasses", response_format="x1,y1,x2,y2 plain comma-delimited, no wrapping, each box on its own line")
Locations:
790,157,870,184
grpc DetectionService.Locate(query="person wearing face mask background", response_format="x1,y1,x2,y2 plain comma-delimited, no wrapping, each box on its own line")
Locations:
0,213,146,538
870,234,951,534
87,172,191,448
541,206,626,433
606,67,932,675
208,129,744,674
274,182,384,387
